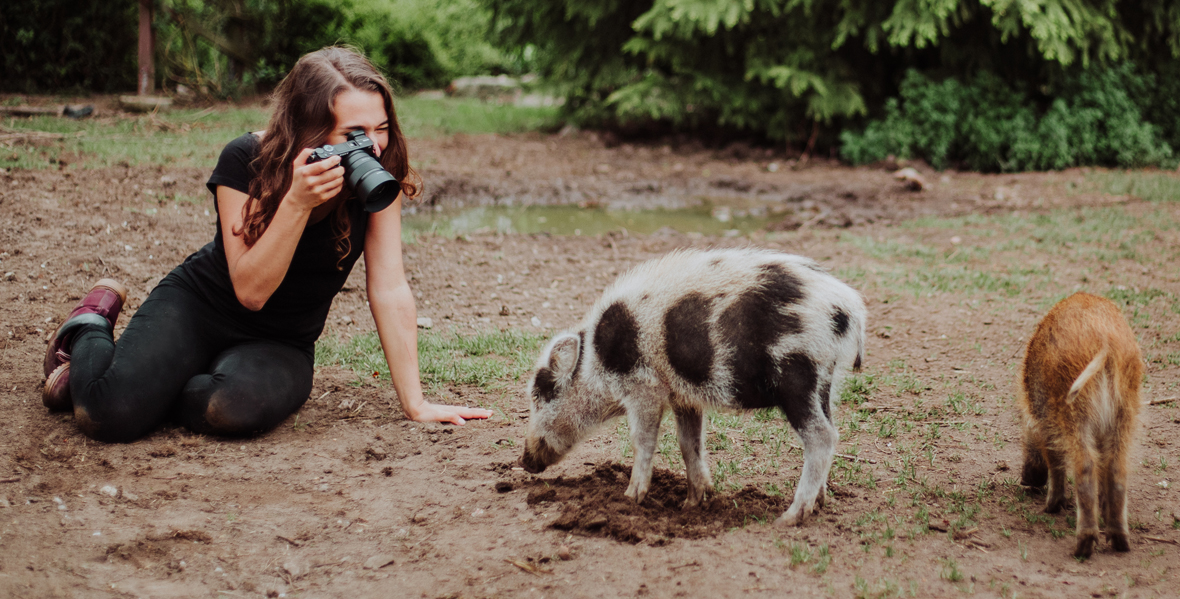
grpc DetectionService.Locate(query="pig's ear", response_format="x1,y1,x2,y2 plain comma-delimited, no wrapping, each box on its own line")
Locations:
547,333,582,380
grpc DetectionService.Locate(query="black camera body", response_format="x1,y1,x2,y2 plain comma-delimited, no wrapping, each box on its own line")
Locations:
307,130,399,213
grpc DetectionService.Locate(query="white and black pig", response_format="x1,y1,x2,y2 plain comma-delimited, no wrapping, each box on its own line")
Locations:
520,248,866,526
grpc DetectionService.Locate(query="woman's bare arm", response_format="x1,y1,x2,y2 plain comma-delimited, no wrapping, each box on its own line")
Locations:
363,195,494,424
217,148,343,311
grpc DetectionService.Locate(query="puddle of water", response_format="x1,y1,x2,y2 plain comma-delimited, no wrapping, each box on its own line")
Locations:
403,203,777,237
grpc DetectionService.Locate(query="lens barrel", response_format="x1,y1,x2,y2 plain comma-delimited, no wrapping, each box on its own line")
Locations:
342,151,399,213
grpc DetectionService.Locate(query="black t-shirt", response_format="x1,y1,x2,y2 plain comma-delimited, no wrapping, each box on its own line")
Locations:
170,133,368,346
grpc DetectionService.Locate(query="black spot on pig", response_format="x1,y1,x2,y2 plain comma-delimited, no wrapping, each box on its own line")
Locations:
664,293,714,385
720,274,806,409
832,309,850,337
778,353,820,429
533,367,558,402
595,302,641,375
817,377,833,422
759,263,806,307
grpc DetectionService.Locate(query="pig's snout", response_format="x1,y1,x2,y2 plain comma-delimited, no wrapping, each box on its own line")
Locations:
520,437,561,474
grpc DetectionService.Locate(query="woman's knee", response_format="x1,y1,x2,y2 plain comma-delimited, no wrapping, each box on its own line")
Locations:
181,375,311,437
73,401,161,443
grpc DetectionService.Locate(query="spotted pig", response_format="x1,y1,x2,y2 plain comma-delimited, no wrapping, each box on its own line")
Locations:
520,248,866,526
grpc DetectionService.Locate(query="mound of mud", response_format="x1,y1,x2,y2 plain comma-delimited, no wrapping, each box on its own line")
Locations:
524,463,789,544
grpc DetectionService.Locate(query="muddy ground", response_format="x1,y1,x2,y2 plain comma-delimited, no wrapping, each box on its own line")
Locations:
1,118,1179,598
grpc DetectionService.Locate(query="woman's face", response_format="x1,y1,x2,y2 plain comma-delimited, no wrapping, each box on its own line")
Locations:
327,89,390,157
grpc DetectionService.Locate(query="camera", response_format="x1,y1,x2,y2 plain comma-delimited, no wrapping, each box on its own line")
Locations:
307,130,399,213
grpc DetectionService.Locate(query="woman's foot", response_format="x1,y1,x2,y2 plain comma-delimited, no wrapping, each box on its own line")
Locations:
42,278,129,379
42,363,71,412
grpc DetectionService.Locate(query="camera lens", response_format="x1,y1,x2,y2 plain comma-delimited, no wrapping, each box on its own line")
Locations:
341,151,399,213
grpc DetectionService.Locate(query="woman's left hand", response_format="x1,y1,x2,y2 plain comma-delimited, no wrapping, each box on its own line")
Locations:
409,402,494,425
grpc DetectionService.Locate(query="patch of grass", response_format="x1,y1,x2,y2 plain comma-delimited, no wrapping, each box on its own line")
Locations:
811,544,831,575
789,542,812,567
2,106,270,169
711,459,741,492
840,372,877,407
314,327,546,392
397,95,561,138
1086,171,1180,203
940,557,964,582
1106,286,1172,308
1,96,559,170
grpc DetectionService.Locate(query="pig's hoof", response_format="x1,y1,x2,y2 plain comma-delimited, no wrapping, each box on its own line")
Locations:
624,484,647,504
1074,531,1098,559
682,491,705,510
774,510,805,527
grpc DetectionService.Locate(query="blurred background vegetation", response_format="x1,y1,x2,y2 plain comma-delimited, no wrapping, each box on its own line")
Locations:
3,0,1179,171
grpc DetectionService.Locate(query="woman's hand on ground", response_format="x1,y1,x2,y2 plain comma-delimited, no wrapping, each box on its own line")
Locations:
284,148,344,212
409,402,495,425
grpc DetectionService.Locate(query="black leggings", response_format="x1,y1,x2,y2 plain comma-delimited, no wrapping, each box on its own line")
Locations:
69,279,314,443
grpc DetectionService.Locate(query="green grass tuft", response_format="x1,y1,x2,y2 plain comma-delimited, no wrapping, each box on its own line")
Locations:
314,327,546,392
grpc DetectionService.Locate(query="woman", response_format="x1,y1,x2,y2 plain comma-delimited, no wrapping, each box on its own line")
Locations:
41,47,491,442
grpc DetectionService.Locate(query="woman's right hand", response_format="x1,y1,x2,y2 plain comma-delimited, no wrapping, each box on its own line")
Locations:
284,148,344,212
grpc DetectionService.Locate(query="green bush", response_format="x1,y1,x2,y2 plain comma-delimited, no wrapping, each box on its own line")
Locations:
2,0,511,95
486,0,1180,166
840,67,1175,171
1,0,137,93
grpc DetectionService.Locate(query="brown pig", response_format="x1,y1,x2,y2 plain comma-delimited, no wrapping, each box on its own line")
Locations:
1019,292,1143,558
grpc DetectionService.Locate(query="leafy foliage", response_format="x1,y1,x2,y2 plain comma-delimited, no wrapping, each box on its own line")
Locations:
1,0,138,92
486,0,1180,166
2,0,510,95
160,0,513,94
840,67,1175,171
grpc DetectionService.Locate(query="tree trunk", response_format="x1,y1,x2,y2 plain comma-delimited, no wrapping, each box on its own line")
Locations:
137,0,155,95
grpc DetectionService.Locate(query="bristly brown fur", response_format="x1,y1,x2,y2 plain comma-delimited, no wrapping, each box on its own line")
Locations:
1018,292,1143,559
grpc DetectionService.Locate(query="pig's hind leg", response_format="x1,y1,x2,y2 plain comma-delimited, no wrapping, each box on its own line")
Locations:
673,404,710,509
776,416,838,526
624,400,666,504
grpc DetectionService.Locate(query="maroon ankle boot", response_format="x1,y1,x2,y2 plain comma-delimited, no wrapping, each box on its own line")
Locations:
41,279,128,410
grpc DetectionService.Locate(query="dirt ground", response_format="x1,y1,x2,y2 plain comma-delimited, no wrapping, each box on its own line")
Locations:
1,117,1179,598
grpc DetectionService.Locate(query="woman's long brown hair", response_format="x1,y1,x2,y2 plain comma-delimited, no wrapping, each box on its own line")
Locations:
237,46,420,263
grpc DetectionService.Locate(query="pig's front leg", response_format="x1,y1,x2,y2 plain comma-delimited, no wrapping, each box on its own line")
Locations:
673,404,710,509
624,401,665,504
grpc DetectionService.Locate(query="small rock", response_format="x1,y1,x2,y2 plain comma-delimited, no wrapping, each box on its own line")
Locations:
364,554,396,570
499,305,510,316
893,167,926,191
996,461,1009,472
557,545,573,560
416,317,433,329
122,491,139,502
766,162,779,173
365,447,388,461
283,560,309,578
99,485,119,498
531,316,542,327
494,481,513,493
159,175,176,186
